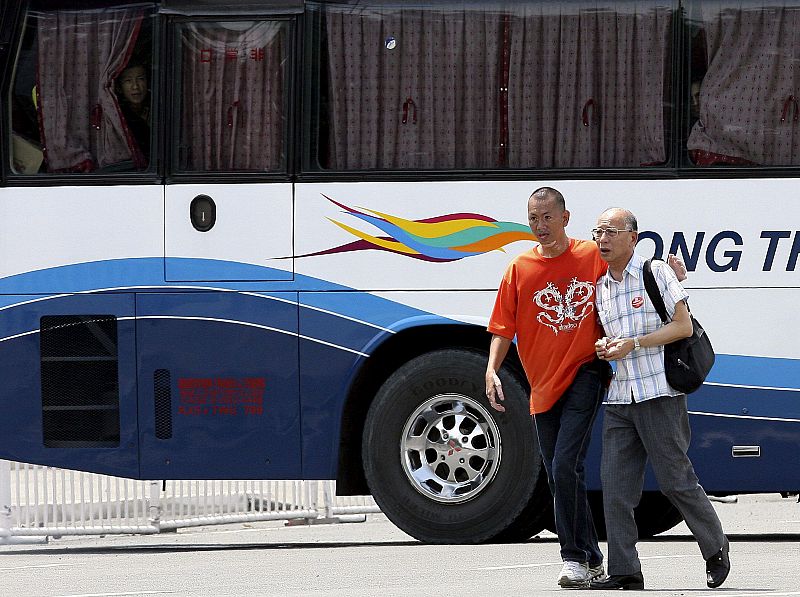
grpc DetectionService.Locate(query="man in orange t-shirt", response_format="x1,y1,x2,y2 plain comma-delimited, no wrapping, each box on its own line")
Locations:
486,187,609,589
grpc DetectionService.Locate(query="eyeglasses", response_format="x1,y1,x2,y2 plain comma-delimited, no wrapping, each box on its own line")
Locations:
591,227,633,240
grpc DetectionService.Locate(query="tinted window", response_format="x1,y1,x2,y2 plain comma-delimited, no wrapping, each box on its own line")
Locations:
8,3,156,175
687,1,800,167
174,19,289,173
306,1,674,172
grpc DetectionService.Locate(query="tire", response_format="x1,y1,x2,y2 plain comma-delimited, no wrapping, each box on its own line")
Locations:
491,465,554,542
633,492,684,538
586,491,684,540
362,348,547,544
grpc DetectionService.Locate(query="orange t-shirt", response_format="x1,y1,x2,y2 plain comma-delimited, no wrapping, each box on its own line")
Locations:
488,239,608,414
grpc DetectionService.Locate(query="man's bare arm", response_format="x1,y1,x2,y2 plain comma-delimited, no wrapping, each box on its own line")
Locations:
486,335,512,411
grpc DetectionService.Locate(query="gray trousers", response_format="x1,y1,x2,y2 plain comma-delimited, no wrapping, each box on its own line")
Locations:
601,394,726,575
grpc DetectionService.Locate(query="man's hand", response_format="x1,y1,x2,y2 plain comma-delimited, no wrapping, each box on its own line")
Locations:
602,337,636,361
486,335,512,412
485,370,506,412
668,253,687,282
595,337,611,360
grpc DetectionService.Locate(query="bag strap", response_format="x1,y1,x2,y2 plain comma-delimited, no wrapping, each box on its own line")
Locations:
642,258,669,325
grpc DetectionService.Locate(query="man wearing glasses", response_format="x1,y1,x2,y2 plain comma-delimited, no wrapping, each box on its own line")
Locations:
590,207,729,590
485,188,686,589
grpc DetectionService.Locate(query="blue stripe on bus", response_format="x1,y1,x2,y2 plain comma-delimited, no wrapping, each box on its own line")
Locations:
0,257,345,296
690,382,800,420
299,291,432,328
2,258,800,394
706,354,800,391
0,293,401,357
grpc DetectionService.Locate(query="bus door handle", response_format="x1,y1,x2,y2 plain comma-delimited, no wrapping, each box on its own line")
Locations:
190,194,216,232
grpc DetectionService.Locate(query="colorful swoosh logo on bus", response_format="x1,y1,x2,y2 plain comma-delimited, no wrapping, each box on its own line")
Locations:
302,195,536,262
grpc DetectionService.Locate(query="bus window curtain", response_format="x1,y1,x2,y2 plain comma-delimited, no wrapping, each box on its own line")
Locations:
36,8,143,172
506,2,672,168
687,2,800,166
324,7,502,170
180,22,285,171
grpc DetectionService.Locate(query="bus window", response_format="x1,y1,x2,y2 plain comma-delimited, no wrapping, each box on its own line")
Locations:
174,19,288,173
505,1,673,170
687,1,800,167
306,1,673,172
7,3,155,176
312,3,504,171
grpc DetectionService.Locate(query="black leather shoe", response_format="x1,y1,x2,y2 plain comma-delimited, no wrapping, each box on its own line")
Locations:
589,572,644,590
706,542,730,588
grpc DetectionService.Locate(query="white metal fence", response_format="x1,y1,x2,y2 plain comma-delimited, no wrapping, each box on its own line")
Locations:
0,460,380,545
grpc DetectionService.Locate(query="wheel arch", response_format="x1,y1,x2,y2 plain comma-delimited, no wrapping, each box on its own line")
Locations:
335,322,527,496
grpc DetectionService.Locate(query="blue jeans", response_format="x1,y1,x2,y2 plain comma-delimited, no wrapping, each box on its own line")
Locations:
533,361,605,566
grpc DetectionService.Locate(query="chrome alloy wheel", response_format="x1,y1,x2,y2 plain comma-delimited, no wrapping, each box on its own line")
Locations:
400,393,502,503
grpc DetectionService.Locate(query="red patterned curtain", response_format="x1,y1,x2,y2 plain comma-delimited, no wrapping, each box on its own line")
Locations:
687,2,800,166
323,2,670,171
325,6,503,170
37,7,143,172
180,21,286,171
507,1,672,168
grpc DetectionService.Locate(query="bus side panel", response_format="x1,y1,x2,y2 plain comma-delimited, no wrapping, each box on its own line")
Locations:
298,339,364,480
298,291,458,480
298,293,392,480
0,294,139,477
585,383,800,494
136,292,301,479
690,411,800,493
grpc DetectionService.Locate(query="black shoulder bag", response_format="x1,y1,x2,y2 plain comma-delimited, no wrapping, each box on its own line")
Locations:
642,259,715,394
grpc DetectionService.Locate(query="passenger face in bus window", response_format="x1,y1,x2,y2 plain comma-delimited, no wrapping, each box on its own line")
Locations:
116,63,151,166
691,81,701,122
118,65,149,119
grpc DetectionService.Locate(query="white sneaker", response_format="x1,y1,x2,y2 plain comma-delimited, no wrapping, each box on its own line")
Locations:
558,561,590,588
588,563,606,582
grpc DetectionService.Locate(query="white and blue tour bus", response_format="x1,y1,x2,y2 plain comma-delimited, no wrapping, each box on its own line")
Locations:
0,0,798,543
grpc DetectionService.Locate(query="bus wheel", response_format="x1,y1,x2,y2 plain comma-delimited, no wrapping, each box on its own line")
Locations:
585,491,684,539
491,466,554,542
362,348,545,544
632,492,684,538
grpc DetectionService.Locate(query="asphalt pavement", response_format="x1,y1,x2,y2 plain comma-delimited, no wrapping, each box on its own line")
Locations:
1,494,799,597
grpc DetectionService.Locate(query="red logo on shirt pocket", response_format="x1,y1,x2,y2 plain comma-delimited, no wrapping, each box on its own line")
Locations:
631,296,644,308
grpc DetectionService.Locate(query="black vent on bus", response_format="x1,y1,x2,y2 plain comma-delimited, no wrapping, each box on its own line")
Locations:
40,315,120,448
154,369,173,440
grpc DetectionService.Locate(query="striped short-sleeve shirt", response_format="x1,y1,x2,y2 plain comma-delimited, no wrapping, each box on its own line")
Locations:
595,252,688,404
